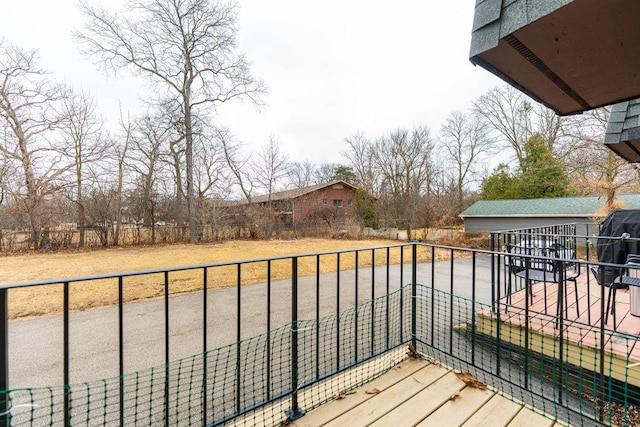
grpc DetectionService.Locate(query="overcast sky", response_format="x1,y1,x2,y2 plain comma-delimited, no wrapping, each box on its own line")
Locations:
1,0,503,164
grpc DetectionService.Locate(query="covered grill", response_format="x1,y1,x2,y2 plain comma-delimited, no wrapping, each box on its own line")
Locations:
596,209,640,286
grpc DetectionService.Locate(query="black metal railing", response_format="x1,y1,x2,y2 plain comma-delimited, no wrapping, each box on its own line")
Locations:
0,241,639,426
491,223,640,324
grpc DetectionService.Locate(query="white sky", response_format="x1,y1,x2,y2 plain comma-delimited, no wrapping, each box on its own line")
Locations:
1,0,503,164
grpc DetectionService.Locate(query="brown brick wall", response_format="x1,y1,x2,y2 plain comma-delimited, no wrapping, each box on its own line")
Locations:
292,184,356,222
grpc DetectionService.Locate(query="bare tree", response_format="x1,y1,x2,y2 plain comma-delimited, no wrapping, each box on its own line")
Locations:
439,110,494,209
373,126,436,239
563,107,638,205
218,127,253,202
0,41,71,247
314,163,340,185
473,85,570,167
76,0,266,243
58,89,105,246
128,114,169,242
194,132,227,202
344,132,378,195
287,160,316,188
251,136,289,230
111,113,133,246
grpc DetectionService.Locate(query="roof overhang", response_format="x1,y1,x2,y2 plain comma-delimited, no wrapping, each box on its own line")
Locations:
469,0,640,116
604,99,640,162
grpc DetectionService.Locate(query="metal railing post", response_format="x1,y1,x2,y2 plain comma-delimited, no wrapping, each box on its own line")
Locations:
0,288,8,427
490,234,496,313
63,281,70,427
411,244,417,348
286,257,305,420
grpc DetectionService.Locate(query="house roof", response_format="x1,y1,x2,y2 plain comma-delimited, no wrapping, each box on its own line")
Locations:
469,0,640,116
604,99,640,163
460,195,640,218
248,180,359,204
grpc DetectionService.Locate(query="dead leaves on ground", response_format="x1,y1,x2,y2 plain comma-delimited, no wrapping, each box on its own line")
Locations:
365,388,382,395
449,390,461,401
454,371,487,390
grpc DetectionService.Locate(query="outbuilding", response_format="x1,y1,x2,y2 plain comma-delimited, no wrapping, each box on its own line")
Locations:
460,195,640,234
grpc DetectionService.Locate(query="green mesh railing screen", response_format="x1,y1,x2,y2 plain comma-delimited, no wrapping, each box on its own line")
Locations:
3,288,409,426
3,284,640,426
412,284,640,427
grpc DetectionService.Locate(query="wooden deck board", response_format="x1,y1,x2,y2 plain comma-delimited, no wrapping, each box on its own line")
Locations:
460,394,523,426
412,385,494,426
508,407,555,427
294,358,427,427
321,363,448,426
297,359,560,427
367,372,465,426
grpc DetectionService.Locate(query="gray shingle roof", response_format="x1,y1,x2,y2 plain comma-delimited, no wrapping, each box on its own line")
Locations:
604,99,640,163
469,1,640,116
460,195,640,217
470,0,572,58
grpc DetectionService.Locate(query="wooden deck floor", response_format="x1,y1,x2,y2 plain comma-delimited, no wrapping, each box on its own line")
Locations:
506,271,640,336
295,358,565,427
503,272,640,350
477,269,640,387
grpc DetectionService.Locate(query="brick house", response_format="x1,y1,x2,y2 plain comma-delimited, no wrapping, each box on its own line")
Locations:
247,180,361,227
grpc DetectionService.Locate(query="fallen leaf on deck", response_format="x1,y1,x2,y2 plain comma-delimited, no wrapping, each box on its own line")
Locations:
449,390,461,400
407,344,422,359
334,389,355,400
454,371,487,390
365,388,382,395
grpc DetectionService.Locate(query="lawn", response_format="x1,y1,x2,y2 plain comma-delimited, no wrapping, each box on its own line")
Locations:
1,238,418,320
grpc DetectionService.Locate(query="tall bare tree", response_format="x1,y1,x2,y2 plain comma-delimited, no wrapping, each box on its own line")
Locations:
0,41,70,247
344,132,378,195
76,0,266,243
473,85,570,167
58,89,105,246
251,136,289,225
439,110,494,209
373,126,436,239
128,115,168,242
112,112,133,246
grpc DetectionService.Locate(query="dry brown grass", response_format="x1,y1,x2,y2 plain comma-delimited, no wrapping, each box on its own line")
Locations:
2,238,452,320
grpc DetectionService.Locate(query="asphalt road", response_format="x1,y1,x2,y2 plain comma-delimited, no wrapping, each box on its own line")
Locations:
7,256,493,389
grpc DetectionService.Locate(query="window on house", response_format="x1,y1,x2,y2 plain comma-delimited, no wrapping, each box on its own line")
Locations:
333,199,343,207
322,199,328,205
348,199,353,206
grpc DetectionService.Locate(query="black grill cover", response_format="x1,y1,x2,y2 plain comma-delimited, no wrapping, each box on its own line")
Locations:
597,209,640,286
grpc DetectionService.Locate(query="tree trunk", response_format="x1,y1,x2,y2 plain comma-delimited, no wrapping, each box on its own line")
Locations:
78,203,86,247
184,97,197,244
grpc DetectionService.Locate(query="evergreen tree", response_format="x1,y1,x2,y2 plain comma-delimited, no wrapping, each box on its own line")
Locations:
481,135,574,200
518,136,573,198
353,188,378,228
481,164,520,200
